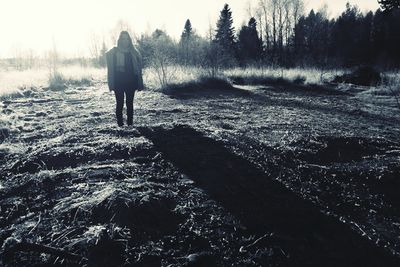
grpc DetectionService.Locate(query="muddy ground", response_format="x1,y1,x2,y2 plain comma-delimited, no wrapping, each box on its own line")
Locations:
1,80,400,266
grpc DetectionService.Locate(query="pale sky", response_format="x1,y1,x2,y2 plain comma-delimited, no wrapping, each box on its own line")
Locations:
0,0,380,58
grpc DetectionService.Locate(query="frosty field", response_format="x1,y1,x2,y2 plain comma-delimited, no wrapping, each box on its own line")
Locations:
1,68,400,266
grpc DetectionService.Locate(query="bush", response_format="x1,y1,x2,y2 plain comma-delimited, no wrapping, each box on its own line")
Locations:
48,71,67,90
332,66,381,86
293,75,307,85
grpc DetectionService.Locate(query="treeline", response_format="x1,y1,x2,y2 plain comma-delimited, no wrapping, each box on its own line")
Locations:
135,0,400,70
294,3,400,68
4,1,399,71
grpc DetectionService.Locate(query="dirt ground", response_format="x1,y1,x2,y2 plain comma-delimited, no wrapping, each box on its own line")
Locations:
1,80,400,266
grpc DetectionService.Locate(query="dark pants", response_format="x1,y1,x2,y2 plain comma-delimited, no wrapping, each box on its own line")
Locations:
114,88,135,126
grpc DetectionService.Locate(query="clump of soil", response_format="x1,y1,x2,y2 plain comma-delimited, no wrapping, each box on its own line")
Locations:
0,127,10,143
90,190,183,238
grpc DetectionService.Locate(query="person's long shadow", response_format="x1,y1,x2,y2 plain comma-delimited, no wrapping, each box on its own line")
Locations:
139,124,400,266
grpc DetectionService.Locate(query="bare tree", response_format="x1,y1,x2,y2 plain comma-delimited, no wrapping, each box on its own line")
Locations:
258,0,270,51
25,49,36,69
46,37,60,76
12,45,23,70
257,0,305,64
88,32,107,67
271,0,278,54
277,0,284,55
89,32,100,62
202,21,222,76
246,0,253,18
292,0,304,26
44,37,66,90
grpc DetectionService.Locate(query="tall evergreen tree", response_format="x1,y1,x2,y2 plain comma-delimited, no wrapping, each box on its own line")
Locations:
295,9,331,66
181,19,193,40
238,17,263,64
180,19,194,65
331,3,363,66
357,11,374,65
215,4,236,53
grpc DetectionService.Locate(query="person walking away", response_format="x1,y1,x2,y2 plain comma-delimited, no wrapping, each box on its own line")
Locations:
106,31,144,127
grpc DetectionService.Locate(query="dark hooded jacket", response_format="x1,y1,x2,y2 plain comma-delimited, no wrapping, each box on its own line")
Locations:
106,46,144,91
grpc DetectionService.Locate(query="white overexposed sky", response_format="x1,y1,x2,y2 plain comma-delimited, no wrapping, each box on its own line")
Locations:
0,0,380,58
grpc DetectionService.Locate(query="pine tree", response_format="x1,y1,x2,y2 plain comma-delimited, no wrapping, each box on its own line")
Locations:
331,3,363,66
180,19,194,65
238,17,263,64
181,19,193,41
215,4,235,52
378,0,400,11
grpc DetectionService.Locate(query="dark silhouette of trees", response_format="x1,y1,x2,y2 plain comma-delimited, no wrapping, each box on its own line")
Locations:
294,9,331,67
331,3,363,67
8,0,400,71
379,0,400,11
237,18,263,65
137,0,400,71
291,2,400,68
368,3,400,68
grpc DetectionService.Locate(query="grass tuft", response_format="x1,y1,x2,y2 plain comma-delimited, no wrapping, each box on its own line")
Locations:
48,71,67,90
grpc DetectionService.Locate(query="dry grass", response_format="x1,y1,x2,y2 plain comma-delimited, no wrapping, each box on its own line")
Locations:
145,66,345,90
1,64,397,99
0,66,106,98
223,67,345,85
0,65,204,97
145,66,346,90
144,65,206,90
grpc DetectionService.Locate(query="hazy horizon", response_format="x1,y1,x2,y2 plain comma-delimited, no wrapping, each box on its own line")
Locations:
0,0,380,59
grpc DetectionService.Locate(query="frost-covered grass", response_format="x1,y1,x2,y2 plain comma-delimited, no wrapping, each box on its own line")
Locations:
145,66,346,90
144,65,206,90
381,71,400,91
345,71,400,110
0,66,106,99
223,67,345,85
354,71,400,96
0,65,203,96
0,68,48,98
0,65,346,98
1,64,398,106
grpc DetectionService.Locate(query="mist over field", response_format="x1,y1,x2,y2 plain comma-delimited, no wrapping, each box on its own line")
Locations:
1,0,400,266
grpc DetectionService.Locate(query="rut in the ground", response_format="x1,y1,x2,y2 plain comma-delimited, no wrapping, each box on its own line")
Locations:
139,124,400,267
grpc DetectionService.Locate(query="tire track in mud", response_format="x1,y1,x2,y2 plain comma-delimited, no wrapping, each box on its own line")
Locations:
139,124,400,266
2,97,271,266
0,126,275,266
